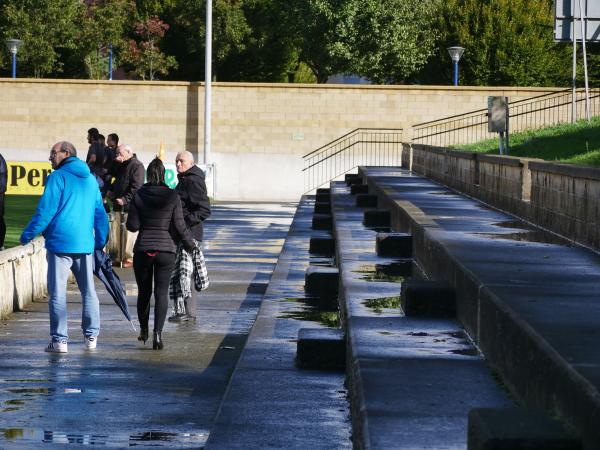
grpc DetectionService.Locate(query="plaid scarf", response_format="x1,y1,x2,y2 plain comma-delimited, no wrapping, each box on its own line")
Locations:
169,240,209,314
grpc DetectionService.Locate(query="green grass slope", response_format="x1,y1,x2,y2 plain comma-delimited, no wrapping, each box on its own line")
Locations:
457,116,600,166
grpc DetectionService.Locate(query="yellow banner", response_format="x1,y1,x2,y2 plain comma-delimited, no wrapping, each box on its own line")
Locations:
6,161,53,195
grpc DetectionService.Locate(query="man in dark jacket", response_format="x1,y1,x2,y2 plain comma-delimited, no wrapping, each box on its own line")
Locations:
0,152,7,250
168,150,210,322
106,144,145,267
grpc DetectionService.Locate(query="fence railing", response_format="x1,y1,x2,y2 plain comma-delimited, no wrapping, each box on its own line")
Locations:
302,128,403,192
412,88,600,147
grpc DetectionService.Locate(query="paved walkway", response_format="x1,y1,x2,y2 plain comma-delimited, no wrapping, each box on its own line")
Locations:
0,203,295,449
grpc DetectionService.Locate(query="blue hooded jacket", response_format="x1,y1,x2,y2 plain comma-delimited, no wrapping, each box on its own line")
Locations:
21,156,109,253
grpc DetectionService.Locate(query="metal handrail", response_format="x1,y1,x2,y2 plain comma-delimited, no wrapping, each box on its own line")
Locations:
412,88,600,147
303,128,403,192
302,127,404,159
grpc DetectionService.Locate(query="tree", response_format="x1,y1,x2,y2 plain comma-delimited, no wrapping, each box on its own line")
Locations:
281,0,353,83
79,0,133,80
121,15,178,80
417,0,571,86
0,0,82,77
349,0,441,84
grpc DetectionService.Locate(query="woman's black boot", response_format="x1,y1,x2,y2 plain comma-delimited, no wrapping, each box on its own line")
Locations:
153,331,163,350
138,326,149,344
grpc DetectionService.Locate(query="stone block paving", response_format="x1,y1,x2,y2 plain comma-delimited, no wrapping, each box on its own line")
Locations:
0,203,295,449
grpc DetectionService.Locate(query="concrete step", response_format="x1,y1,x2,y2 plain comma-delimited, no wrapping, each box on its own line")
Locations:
359,165,600,449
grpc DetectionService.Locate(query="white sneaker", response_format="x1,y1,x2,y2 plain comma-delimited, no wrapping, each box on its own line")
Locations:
85,336,97,350
45,340,68,353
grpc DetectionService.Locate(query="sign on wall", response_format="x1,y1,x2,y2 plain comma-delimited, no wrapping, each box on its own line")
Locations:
6,162,53,195
6,161,211,196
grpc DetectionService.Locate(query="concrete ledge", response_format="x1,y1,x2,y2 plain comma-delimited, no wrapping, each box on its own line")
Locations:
0,239,47,319
314,202,331,214
309,236,335,256
316,188,331,195
376,232,412,257
400,280,456,317
296,328,345,370
468,408,581,450
305,266,339,297
363,209,391,228
312,214,333,230
350,184,369,195
356,194,378,207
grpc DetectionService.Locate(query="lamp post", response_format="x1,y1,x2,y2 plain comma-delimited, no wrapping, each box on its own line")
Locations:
108,44,113,80
5,39,23,79
447,46,464,86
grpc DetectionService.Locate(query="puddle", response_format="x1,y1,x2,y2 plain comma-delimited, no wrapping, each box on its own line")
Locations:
363,296,400,313
354,265,405,283
0,428,208,446
309,256,335,267
278,298,340,328
279,309,340,328
365,226,391,233
6,387,54,395
449,348,479,356
473,220,570,245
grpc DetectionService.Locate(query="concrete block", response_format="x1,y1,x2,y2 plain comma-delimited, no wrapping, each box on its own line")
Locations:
305,266,339,297
297,328,345,370
376,232,412,257
400,280,456,317
356,194,378,208
312,214,333,230
316,188,330,195
350,184,369,195
314,202,331,214
363,209,391,228
309,236,335,256
468,408,581,450
345,173,361,185
315,193,330,203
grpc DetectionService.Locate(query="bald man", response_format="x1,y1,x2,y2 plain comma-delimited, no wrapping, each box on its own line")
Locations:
168,151,211,322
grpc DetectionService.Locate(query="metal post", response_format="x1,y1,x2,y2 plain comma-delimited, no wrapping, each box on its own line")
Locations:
578,0,590,121
499,132,504,156
572,33,577,123
204,0,213,165
108,44,113,80
12,53,16,79
453,61,458,86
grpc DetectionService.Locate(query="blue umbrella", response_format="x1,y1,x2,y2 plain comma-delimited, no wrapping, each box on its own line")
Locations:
93,249,136,331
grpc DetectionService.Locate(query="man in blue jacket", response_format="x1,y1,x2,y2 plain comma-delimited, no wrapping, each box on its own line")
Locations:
21,141,109,353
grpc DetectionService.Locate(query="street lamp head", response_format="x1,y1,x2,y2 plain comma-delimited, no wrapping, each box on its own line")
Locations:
447,46,465,63
6,39,23,55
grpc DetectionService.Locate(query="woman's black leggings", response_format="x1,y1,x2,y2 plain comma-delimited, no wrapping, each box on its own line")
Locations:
133,251,176,333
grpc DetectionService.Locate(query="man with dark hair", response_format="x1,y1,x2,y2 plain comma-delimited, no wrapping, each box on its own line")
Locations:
0,152,7,250
21,141,109,353
106,144,144,267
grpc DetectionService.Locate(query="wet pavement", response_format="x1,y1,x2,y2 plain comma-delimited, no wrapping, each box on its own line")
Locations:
0,203,295,449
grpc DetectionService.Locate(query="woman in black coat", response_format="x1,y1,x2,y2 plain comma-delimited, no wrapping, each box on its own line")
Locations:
126,158,195,349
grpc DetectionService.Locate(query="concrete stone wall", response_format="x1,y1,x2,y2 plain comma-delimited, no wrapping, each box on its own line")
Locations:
0,239,47,319
529,162,600,250
406,143,600,251
0,78,559,200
